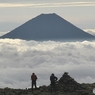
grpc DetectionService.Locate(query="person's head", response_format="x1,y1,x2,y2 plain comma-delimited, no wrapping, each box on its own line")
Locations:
32,73,35,75
52,73,54,76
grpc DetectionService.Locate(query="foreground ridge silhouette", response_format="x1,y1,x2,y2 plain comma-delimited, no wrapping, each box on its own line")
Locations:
0,72,95,95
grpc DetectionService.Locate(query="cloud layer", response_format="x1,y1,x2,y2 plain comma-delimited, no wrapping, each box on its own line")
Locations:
0,39,95,89
84,29,95,36
0,2,95,8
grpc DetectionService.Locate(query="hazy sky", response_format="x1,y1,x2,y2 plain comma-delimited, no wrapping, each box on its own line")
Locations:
0,0,95,35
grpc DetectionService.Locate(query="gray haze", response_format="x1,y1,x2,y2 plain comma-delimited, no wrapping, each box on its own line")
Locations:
0,39,95,89
0,0,95,33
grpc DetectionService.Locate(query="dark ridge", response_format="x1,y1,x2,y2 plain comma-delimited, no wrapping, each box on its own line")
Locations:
0,72,94,95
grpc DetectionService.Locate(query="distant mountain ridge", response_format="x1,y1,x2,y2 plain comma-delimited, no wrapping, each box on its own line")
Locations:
0,13,95,41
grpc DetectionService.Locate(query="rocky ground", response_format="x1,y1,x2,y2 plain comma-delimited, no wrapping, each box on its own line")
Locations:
0,72,95,95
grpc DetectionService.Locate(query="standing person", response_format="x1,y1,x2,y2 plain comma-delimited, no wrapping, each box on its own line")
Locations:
31,73,37,91
50,73,58,93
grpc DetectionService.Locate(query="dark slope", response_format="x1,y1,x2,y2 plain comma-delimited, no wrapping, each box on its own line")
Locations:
0,13,95,41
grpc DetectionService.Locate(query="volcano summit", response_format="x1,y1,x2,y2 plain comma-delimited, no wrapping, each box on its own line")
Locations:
0,13,95,41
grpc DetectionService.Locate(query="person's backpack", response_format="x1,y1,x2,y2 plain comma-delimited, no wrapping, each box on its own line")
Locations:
50,76,55,82
50,75,57,82
31,75,37,81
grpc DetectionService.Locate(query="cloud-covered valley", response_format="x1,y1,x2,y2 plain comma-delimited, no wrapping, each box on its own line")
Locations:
0,39,95,89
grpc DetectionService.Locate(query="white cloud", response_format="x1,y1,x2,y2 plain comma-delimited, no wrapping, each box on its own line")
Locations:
0,2,95,8
0,39,95,89
0,31,10,36
84,29,95,36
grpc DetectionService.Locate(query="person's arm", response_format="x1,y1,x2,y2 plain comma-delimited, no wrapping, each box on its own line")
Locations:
35,75,37,80
55,76,58,81
31,75,32,80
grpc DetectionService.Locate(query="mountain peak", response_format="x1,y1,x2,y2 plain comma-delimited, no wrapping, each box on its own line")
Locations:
0,13,95,41
39,13,57,16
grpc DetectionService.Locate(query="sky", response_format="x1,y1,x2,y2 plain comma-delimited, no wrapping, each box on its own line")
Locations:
0,0,95,89
0,0,95,36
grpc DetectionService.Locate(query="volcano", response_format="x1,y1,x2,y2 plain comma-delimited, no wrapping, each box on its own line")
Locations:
0,13,95,41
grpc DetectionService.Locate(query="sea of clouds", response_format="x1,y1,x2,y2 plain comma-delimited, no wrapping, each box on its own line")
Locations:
0,38,95,89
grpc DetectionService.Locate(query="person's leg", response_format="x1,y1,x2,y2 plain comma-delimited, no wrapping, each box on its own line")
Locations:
34,81,37,89
32,82,34,92
50,84,53,93
54,84,56,92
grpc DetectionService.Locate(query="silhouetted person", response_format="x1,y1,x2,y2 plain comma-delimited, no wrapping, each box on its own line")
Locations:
31,73,37,92
50,73,58,93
